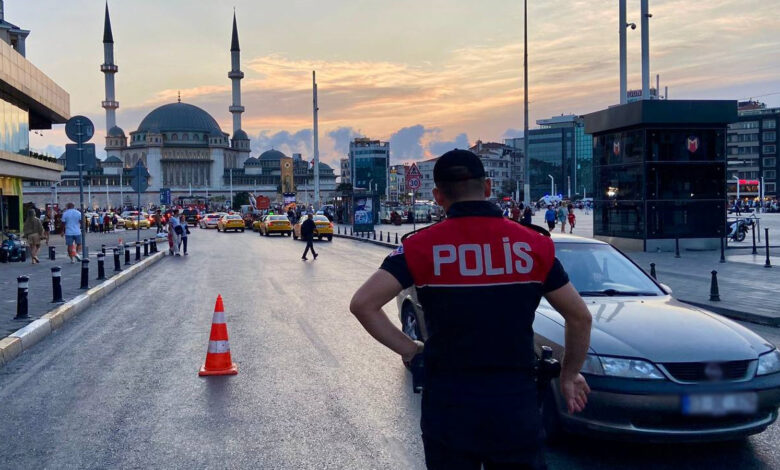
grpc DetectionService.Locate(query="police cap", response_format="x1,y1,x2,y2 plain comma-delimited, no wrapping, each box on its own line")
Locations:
433,149,486,183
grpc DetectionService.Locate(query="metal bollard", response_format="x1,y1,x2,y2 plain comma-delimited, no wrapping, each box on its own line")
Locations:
709,270,720,301
135,243,141,261
151,238,157,253
765,228,771,268
373,231,377,240
51,266,63,303
675,238,680,258
124,244,131,265
720,237,726,263
395,233,399,244
101,244,106,256
350,227,353,236
650,263,656,279
16,275,29,319
143,238,149,257
80,259,90,289
337,226,341,235
380,231,383,242
96,253,105,280
49,245,56,260
752,225,758,255
113,248,121,272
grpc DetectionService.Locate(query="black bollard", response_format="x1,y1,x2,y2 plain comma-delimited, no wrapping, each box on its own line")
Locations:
101,244,106,256
49,245,56,260
350,227,353,236
51,266,63,303
752,225,758,255
395,233,399,244
151,238,157,253
373,231,377,240
80,259,90,289
16,275,29,319
709,270,720,301
143,239,149,257
337,226,341,235
96,253,105,280
720,237,726,263
113,248,121,272
765,228,771,268
380,231,383,242
675,238,680,258
135,243,141,261
650,263,656,279
124,244,131,265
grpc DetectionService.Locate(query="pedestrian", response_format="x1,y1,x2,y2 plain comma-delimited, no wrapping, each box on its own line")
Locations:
104,212,111,233
544,205,557,231
61,202,83,263
90,213,99,233
155,209,164,233
522,205,533,225
112,212,118,232
23,209,45,264
300,212,318,261
42,209,54,245
349,149,592,469
567,204,576,234
169,209,182,256
178,214,190,255
557,203,568,233
511,204,521,222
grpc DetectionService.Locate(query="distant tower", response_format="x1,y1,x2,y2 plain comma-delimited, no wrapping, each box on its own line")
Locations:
101,2,119,133
228,12,245,134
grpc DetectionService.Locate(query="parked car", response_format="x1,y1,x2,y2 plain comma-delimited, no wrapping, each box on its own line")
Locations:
396,234,780,442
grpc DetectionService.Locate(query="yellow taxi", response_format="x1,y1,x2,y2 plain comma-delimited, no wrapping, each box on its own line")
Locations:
293,214,333,241
258,214,292,237
217,214,245,232
125,215,151,230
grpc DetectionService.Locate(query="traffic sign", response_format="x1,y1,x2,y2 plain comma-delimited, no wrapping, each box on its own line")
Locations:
160,188,171,205
130,160,149,193
65,115,95,143
64,143,97,171
406,163,422,190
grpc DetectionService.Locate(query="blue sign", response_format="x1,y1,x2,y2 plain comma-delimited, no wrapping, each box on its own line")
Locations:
160,188,171,205
353,193,379,233
130,160,149,193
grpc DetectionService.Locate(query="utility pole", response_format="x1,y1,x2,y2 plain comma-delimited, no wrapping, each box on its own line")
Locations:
641,0,650,99
619,0,627,104
522,0,531,205
77,119,87,260
313,71,320,209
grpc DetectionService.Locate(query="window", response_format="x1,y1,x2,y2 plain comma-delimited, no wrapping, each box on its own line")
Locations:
765,170,777,180
766,183,776,194
172,133,178,140
763,119,776,129
764,158,777,167
765,132,777,142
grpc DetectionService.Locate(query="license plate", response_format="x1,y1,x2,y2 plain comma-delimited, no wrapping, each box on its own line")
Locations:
681,392,758,416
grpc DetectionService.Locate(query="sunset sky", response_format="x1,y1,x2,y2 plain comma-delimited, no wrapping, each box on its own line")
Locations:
14,0,780,168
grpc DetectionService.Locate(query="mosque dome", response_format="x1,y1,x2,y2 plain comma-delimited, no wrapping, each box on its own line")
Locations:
108,126,126,137
232,129,249,140
104,156,123,164
259,149,288,161
136,102,223,135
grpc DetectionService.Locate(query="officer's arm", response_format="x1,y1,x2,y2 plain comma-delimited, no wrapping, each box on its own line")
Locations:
544,282,592,413
350,270,421,361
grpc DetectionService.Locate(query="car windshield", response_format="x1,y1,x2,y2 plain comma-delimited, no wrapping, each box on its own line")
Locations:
314,216,329,222
269,216,288,221
554,243,663,296
207,215,220,219
226,215,242,220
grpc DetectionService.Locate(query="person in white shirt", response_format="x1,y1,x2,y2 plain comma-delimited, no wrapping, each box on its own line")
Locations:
60,202,83,263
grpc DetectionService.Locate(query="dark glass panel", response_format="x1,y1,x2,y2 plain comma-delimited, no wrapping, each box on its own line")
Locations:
594,200,645,238
595,164,644,201
647,163,725,200
648,129,725,162
647,201,726,238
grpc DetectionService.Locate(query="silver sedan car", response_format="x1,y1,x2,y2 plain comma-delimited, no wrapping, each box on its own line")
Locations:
396,234,780,442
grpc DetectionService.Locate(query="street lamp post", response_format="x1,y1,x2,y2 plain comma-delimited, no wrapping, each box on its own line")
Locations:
548,174,554,197
734,175,740,201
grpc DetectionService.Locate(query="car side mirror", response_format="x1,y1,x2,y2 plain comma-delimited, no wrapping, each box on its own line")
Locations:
659,283,672,295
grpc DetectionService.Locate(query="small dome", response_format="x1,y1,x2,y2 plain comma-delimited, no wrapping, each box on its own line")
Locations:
104,156,122,164
232,129,249,140
244,157,261,166
259,149,288,161
108,126,126,137
136,102,223,135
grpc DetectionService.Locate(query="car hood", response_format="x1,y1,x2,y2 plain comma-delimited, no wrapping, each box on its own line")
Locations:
537,297,774,363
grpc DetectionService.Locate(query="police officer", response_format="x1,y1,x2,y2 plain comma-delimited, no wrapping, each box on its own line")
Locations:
350,150,592,469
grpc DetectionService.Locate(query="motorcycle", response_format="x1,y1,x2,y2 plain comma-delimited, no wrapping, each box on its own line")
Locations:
728,218,753,242
0,232,27,263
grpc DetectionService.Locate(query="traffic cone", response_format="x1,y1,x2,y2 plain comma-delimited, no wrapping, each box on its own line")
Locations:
199,295,238,376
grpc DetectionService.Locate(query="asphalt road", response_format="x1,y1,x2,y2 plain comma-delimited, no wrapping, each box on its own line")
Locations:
1,228,779,469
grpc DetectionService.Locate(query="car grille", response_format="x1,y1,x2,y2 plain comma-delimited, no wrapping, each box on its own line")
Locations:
632,412,770,431
661,360,752,382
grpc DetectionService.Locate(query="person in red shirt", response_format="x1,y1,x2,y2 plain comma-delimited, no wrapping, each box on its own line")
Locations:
511,204,521,222
567,204,576,234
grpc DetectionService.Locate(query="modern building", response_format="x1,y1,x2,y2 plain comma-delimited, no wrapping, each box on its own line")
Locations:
0,1,69,231
349,137,389,198
469,140,520,200
24,5,335,207
526,114,593,201
388,164,407,202
503,136,526,194
726,101,778,200
339,157,350,184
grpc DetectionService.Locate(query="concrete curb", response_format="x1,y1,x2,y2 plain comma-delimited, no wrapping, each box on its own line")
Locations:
333,232,398,249
0,250,166,369
679,299,780,327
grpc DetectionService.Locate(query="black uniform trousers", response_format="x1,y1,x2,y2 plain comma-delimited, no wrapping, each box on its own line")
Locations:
302,235,317,259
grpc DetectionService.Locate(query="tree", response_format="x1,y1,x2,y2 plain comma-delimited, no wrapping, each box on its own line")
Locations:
499,179,518,198
335,182,353,193
232,191,250,209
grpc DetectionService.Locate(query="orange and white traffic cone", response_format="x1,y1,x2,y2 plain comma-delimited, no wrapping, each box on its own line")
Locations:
199,295,238,376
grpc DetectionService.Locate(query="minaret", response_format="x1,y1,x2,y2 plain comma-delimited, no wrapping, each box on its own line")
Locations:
101,2,119,133
228,12,245,134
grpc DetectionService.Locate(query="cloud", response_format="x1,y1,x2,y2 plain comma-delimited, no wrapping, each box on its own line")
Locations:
428,133,470,156
502,128,524,139
327,127,362,156
251,129,313,158
389,125,426,162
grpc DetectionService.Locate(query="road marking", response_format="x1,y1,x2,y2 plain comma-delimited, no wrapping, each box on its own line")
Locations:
296,317,339,368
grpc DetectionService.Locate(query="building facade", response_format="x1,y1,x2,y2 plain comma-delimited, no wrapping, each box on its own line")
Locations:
388,164,407,202
726,101,779,200
349,137,389,198
0,1,69,230
526,114,593,200
469,140,519,200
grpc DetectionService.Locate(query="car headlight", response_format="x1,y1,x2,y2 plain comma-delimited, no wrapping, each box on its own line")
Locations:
581,355,665,380
757,349,780,376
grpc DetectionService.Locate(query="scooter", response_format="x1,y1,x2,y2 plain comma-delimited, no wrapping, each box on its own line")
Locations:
0,232,27,263
728,218,753,242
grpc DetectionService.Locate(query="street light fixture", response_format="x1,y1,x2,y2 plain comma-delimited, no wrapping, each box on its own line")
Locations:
548,174,554,196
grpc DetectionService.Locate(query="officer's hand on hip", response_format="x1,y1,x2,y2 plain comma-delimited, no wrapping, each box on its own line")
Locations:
402,340,424,365
560,372,590,414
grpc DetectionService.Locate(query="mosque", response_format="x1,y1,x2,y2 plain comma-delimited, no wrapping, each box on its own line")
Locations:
25,4,336,209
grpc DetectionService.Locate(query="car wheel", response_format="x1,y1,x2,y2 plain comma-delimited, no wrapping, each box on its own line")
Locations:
541,384,565,445
401,303,423,370
736,230,746,242
241,229,245,232
327,235,333,242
